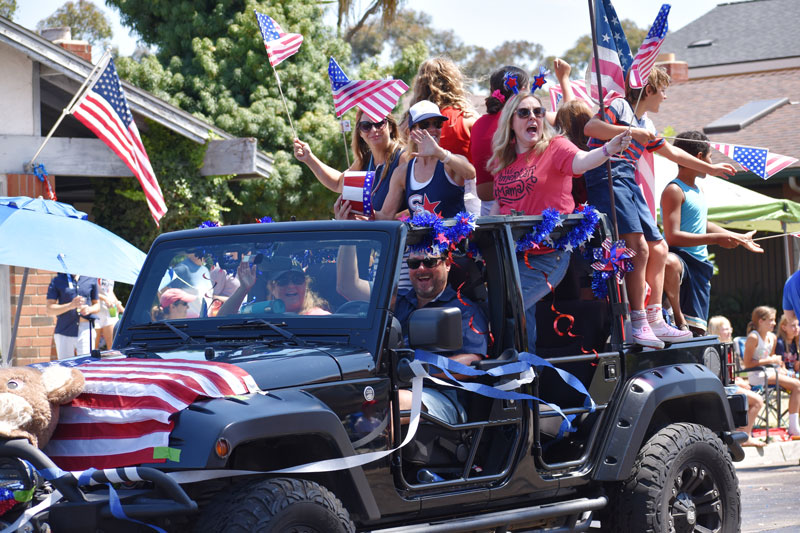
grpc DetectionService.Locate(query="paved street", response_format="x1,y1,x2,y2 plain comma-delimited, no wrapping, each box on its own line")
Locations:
739,465,800,532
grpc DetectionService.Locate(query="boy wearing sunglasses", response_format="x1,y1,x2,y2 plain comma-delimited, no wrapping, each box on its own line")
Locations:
393,251,488,425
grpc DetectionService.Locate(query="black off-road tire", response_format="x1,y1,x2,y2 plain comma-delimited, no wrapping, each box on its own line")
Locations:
608,422,740,533
194,477,355,533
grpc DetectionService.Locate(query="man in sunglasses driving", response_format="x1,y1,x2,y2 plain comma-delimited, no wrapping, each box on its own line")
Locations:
394,250,489,424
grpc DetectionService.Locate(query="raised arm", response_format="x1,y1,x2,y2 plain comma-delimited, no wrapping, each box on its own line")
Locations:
410,129,475,186
656,143,736,179
294,138,355,193
546,58,573,127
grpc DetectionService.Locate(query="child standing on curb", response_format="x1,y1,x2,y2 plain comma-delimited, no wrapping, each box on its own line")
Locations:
583,67,736,349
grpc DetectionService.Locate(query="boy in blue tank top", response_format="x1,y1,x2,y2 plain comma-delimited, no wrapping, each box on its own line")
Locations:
661,131,763,335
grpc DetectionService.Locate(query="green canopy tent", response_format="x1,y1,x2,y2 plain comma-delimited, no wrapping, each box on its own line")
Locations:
654,156,800,276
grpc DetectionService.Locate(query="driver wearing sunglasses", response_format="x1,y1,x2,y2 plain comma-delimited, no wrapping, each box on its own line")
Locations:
393,251,488,425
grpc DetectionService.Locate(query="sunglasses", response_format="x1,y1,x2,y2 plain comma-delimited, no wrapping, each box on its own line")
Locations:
275,271,306,286
515,107,546,120
414,119,444,131
358,119,388,132
407,257,443,270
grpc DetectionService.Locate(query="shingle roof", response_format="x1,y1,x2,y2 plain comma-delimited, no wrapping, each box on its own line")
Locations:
650,68,800,170
661,0,800,68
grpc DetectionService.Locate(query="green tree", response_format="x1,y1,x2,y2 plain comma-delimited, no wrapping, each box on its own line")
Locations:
107,0,357,224
558,19,646,74
36,0,112,46
0,0,17,20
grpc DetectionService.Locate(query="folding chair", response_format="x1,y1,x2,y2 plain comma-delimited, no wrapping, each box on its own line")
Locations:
734,336,788,440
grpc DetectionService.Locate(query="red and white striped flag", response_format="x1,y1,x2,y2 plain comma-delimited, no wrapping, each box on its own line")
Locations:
328,58,409,122
586,0,632,103
765,152,799,178
635,150,657,220
43,358,257,470
628,4,671,89
71,57,166,224
711,142,798,179
548,80,622,111
255,11,303,67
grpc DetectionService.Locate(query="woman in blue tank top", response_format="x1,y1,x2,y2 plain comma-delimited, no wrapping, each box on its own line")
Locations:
293,109,405,213
375,100,475,220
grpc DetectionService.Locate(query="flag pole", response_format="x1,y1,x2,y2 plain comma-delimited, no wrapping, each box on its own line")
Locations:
271,65,297,139
26,49,112,169
341,127,351,167
588,0,620,239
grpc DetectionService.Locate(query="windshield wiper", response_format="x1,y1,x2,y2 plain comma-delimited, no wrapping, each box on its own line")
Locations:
129,321,198,344
218,318,306,346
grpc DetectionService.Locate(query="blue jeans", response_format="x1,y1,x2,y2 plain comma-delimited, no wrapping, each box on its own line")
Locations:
518,250,571,351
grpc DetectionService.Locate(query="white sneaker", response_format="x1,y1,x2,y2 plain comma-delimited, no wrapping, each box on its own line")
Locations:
632,322,665,349
650,320,694,344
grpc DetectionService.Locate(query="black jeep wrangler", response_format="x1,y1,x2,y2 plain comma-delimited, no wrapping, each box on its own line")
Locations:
0,214,747,532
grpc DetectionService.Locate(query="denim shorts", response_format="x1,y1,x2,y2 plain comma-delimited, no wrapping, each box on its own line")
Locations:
421,388,466,424
585,170,662,241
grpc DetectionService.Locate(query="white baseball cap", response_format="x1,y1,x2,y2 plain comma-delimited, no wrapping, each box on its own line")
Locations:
408,100,448,128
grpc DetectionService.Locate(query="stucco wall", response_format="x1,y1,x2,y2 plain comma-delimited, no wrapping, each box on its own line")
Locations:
0,41,35,136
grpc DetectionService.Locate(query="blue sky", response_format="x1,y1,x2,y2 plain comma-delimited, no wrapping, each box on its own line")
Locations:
16,0,723,59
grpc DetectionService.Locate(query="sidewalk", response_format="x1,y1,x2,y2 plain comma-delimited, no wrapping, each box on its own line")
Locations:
736,438,800,469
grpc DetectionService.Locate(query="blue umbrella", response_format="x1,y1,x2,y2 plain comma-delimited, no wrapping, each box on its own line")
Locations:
0,196,146,363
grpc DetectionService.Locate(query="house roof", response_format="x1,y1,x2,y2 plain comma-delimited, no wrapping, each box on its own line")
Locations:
0,16,273,178
661,0,800,69
649,68,800,173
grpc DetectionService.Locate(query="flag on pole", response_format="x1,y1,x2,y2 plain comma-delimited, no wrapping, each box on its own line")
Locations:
254,11,303,67
70,57,166,224
548,80,621,111
328,58,410,122
586,0,633,102
635,150,657,220
628,4,671,89
710,142,798,179
43,358,257,470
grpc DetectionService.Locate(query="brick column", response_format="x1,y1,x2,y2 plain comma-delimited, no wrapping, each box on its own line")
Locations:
9,267,56,365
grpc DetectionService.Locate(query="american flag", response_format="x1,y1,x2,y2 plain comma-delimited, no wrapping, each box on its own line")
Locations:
71,57,166,224
328,57,409,122
342,171,375,216
42,358,257,470
548,80,621,111
629,4,671,89
635,150,657,220
711,142,799,180
586,0,633,102
255,11,303,67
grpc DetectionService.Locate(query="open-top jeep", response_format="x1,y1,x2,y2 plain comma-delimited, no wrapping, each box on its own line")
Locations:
0,213,747,532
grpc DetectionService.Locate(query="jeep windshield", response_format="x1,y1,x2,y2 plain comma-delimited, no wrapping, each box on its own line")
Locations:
121,230,391,333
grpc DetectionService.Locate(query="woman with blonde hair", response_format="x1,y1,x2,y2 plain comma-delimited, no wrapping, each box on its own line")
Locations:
708,315,766,446
293,109,405,214
776,313,800,374
488,91,630,348
742,305,800,436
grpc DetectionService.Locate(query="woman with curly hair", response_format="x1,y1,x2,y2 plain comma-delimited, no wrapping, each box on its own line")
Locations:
293,108,405,214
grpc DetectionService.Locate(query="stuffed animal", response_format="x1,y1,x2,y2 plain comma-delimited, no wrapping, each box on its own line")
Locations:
0,366,84,449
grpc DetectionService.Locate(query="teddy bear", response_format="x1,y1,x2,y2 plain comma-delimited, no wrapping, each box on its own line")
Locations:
0,366,84,449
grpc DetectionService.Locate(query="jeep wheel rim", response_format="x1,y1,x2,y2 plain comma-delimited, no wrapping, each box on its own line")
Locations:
669,463,723,533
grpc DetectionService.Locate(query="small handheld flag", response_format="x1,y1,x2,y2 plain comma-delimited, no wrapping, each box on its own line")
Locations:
629,4,671,89
254,11,303,67
328,58,409,122
711,142,798,180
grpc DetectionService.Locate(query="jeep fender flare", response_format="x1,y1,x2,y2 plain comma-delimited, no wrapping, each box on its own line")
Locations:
169,389,380,520
592,363,734,482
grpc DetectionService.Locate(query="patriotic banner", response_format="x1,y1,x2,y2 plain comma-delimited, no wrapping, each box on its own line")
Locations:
710,142,798,180
70,57,166,225
342,171,375,216
586,0,633,102
328,57,410,122
254,11,303,67
43,359,257,470
629,4,671,89
548,80,622,111
635,150,657,220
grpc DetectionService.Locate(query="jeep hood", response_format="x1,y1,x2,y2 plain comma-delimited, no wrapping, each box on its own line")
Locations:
121,346,342,390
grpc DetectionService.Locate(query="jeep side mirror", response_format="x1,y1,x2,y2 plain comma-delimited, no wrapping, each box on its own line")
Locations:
407,307,463,352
